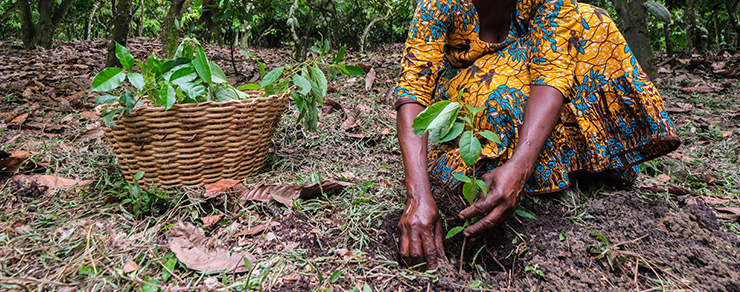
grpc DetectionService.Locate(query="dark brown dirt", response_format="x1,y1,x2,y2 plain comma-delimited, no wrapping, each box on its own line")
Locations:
381,190,740,291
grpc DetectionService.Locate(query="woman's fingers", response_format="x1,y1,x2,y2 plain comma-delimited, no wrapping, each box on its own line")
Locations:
408,232,423,265
459,195,495,220
464,204,514,238
399,225,410,261
421,230,438,270
435,220,446,260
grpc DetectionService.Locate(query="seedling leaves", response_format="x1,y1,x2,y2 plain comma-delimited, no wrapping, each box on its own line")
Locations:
411,101,460,136
261,67,284,88
459,130,481,167
91,67,126,92
446,226,464,239
192,46,212,84
515,207,537,219
115,42,135,71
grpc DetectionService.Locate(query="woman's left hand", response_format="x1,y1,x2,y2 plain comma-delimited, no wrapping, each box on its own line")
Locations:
458,161,531,239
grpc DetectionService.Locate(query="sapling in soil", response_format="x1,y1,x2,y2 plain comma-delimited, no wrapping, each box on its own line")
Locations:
411,89,501,272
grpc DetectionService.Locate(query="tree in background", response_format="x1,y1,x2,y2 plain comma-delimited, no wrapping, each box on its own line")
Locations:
611,0,657,79
18,0,74,48
162,0,188,57
106,0,132,67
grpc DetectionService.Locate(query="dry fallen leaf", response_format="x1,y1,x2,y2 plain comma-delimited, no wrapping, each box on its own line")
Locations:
0,151,31,178
233,224,268,237
702,196,730,205
715,207,740,220
657,174,671,183
167,221,256,273
123,260,139,273
199,215,224,228
80,126,105,140
365,68,376,91
238,180,353,208
667,185,695,196
203,179,242,198
13,174,89,189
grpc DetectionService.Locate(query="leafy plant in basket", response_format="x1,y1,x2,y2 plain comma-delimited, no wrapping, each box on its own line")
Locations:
238,42,364,131
91,38,363,131
92,38,252,128
411,90,501,272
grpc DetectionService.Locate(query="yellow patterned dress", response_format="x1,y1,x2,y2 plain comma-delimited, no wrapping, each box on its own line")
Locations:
394,0,680,194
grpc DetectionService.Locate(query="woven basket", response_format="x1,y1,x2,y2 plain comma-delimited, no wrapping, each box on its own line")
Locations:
100,92,287,189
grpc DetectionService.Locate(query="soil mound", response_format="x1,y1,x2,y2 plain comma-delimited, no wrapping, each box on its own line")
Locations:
382,192,740,291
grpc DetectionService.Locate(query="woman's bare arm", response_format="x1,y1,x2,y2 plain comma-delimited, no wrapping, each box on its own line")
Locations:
396,102,446,269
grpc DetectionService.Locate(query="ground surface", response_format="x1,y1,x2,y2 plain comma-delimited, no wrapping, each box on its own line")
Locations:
0,39,739,291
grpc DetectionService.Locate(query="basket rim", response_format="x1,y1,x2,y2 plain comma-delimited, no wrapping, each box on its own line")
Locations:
94,90,287,115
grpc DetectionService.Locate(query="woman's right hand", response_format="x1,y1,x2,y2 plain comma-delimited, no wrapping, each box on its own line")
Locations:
398,196,446,270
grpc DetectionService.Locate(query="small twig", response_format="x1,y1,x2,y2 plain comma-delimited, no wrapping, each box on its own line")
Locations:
483,239,507,273
0,276,76,287
86,225,98,274
458,237,467,273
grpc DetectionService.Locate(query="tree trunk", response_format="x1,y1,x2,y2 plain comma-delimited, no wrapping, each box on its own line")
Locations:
663,22,673,56
161,0,187,57
106,0,133,67
684,0,702,54
138,0,144,36
85,1,100,40
33,0,73,49
725,0,740,39
611,0,656,79
19,0,34,48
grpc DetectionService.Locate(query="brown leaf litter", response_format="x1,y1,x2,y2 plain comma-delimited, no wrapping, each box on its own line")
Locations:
167,221,256,273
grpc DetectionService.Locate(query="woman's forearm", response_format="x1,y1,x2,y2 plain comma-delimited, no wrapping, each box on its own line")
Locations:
397,103,433,202
508,85,564,173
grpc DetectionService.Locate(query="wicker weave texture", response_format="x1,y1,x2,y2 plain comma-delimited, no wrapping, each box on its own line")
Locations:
101,94,286,189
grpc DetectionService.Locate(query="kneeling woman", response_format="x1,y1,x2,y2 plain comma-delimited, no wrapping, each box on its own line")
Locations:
394,0,680,269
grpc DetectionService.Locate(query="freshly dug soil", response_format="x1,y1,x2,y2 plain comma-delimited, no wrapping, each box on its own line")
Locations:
382,191,740,291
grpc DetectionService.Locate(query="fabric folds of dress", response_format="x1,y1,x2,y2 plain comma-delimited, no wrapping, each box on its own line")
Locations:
394,0,680,194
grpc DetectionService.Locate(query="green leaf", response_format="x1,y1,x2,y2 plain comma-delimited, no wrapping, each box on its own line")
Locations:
192,45,212,84
411,101,461,135
237,83,261,91
213,85,248,101
261,67,284,88
292,74,311,95
134,171,145,181
462,182,475,205
591,231,609,245
559,232,568,241
310,65,328,100
333,46,346,63
102,107,124,128
445,226,464,239
459,130,481,167
95,94,119,104
329,270,343,283
515,207,537,219
91,67,125,92
479,130,501,144
170,66,197,87
210,61,228,84
161,84,176,110
345,65,365,77
127,73,145,91
162,257,177,283
452,173,471,183
429,122,464,143
475,179,487,198
115,42,134,71
464,104,484,116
